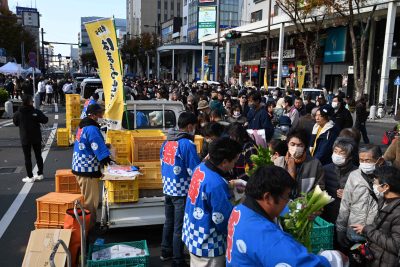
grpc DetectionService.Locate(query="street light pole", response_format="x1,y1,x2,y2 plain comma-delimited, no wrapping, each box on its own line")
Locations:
265,0,272,87
215,0,221,82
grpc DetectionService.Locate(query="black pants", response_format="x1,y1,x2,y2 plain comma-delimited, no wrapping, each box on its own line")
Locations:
355,122,370,144
39,92,46,104
22,143,43,178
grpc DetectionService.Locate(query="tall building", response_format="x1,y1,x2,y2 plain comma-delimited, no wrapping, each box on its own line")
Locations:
79,17,126,56
127,0,182,36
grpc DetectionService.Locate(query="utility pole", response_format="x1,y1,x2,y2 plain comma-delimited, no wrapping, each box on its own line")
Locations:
265,0,272,87
41,28,45,73
215,0,221,82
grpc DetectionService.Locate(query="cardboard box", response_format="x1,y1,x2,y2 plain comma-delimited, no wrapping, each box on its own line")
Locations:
22,229,72,267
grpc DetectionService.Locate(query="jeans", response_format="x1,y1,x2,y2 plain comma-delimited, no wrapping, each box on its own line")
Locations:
161,195,186,265
22,143,43,178
355,122,369,144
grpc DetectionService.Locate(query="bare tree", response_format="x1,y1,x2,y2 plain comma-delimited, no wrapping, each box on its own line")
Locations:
275,0,329,87
325,0,376,99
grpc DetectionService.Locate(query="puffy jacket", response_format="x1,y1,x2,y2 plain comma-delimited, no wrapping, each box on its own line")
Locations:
160,130,200,196
275,155,324,199
332,106,353,131
247,106,274,141
182,161,233,257
309,121,339,165
13,105,48,145
72,117,111,178
226,197,330,267
362,198,400,267
320,162,357,224
336,169,378,236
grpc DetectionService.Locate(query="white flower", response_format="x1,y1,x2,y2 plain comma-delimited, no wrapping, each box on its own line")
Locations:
193,208,204,220
91,142,98,151
236,240,247,254
173,166,182,175
78,143,86,150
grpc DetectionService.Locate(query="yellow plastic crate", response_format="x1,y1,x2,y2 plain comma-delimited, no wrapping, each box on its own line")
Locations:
57,128,70,147
65,94,80,104
106,129,132,144
131,130,165,137
132,161,162,189
67,118,81,134
55,169,81,194
194,135,204,154
105,179,139,203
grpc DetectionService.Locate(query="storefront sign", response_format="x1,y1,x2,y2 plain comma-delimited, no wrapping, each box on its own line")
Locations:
348,65,354,74
297,65,306,91
271,49,295,60
282,65,289,77
324,27,347,63
260,57,267,68
198,6,217,40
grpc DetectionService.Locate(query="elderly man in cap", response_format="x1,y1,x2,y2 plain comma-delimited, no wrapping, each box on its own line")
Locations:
72,104,112,229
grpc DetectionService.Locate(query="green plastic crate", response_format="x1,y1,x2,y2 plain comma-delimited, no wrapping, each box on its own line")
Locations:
311,217,334,254
87,240,149,267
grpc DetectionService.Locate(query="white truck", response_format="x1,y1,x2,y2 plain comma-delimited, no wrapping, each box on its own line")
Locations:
100,100,186,229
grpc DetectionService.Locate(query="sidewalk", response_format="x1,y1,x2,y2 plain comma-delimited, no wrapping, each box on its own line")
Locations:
367,116,398,124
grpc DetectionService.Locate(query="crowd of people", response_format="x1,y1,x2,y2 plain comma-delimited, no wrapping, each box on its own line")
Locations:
135,79,400,267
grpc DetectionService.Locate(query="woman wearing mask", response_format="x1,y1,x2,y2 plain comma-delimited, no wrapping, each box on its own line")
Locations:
228,104,246,125
310,105,338,165
336,144,385,263
320,138,358,225
351,166,400,267
274,128,324,198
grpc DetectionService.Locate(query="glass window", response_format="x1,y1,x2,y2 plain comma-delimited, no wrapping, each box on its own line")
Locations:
158,0,161,8
171,1,174,11
122,110,176,129
164,0,168,9
251,10,262,22
273,4,279,17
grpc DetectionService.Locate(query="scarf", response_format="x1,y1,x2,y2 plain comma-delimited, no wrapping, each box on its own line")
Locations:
285,152,307,180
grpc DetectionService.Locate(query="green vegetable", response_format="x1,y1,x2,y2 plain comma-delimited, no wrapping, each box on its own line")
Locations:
247,146,273,177
283,185,334,251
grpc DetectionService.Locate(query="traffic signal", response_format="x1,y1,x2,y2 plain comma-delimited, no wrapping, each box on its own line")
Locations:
224,30,242,40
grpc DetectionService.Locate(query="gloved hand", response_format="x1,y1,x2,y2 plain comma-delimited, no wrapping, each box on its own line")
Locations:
337,231,351,248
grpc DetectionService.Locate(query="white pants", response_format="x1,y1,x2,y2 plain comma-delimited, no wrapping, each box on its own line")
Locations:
190,253,225,267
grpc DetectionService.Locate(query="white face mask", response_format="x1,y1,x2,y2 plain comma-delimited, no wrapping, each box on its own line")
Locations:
273,95,278,100
233,111,241,117
332,153,346,166
359,162,376,175
332,102,339,109
288,145,304,158
280,125,290,134
373,184,385,198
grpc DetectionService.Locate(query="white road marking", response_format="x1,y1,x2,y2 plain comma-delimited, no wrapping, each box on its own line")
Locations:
0,120,58,239
54,103,58,113
55,114,59,120
0,122,13,129
0,119,12,127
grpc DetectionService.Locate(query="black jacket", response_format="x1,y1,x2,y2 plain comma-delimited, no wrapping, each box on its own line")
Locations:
246,106,274,141
13,105,48,145
363,198,400,267
320,162,357,224
332,106,353,131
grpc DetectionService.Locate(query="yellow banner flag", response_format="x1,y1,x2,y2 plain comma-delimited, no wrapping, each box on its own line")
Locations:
85,18,124,129
263,68,268,88
297,65,306,92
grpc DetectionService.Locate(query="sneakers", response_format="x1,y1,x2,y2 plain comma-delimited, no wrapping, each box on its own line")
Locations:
160,252,173,261
34,174,44,181
22,177,35,183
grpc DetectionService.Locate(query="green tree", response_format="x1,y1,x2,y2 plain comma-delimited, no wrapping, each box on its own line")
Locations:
275,0,329,87
0,9,36,64
80,52,97,67
121,32,158,76
324,0,376,99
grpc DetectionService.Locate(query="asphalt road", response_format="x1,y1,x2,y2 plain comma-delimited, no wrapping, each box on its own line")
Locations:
0,105,396,267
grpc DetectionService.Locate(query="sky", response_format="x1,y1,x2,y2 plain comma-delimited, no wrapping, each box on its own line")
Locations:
8,0,126,57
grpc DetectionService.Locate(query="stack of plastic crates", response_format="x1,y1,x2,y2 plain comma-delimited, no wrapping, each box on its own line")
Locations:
104,179,139,203
56,128,70,147
87,240,149,267
65,94,81,144
131,130,165,190
107,130,133,165
34,192,84,229
55,169,81,194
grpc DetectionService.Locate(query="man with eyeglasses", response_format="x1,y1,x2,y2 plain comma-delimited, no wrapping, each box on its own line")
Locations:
238,91,249,117
226,165,346,266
